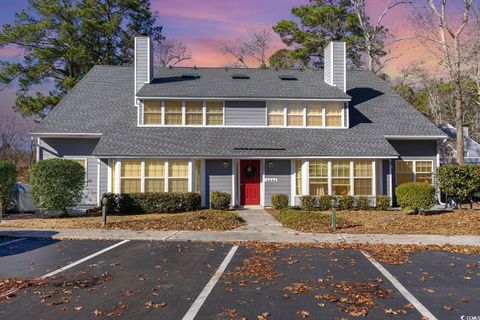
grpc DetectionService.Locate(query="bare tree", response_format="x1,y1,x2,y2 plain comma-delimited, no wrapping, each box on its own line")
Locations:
350,0,412,74
222,29,272,68
154,39,191,67
0,115,19,151
409,0,475,165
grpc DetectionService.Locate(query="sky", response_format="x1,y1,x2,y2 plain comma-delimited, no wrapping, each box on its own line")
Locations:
0,0,438,137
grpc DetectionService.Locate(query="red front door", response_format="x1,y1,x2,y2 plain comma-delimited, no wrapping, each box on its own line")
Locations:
240,160,261,205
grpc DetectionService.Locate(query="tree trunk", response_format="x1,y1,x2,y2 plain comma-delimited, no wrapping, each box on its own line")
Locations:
454,81,465,165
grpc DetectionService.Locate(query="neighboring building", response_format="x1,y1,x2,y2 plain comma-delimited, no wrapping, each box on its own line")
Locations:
439,124,480,164
31,37,446,209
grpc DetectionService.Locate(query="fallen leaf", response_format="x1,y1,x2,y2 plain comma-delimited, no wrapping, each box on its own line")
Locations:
296,310,310,318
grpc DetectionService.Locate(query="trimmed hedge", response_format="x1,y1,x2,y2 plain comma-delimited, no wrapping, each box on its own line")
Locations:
299,195,316,211
375,196,390,210
356,196,371,210
338,195,355,210
395,182,435,213
102,192,201,214
0,160,16,215
271,194,289,210
318,195,333,210
31,159,85,215
210,191,231,210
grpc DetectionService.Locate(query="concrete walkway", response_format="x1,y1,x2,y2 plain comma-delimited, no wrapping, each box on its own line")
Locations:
0,209,479,246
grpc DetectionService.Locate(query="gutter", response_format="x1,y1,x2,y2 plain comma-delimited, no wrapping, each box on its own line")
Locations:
30,133,103,138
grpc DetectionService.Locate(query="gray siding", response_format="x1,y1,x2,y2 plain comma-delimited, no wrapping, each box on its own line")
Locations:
388,139,438,205
39,138,102,206
205,159,232,206
135,37,152,93
99,159,109,197
224,101,266,126
264,160,291,206
389,140,437,158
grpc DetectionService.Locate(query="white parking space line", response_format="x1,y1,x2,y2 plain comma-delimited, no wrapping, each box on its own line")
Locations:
40,239,130,279
361,250,438,320
0,238,27,247
182,245,239,320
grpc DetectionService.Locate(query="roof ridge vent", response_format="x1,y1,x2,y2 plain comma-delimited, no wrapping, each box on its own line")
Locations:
279,74,298,81
232,74,250,79
181,73,201,79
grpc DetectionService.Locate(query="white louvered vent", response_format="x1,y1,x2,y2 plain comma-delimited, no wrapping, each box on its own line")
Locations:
324,42,346,92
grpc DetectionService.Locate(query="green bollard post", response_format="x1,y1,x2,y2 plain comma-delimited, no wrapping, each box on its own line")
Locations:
331,198,337,231
102,196,108,227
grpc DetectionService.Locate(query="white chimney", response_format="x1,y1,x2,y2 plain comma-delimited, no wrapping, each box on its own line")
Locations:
134,36,153,93
324,41,346,92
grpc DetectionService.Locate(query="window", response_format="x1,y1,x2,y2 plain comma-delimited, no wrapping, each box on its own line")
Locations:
168,160,188,192
268,102,285,126
309,160,328,196
165,100,183,125
206,101,223,125
307,103,323,127
186,101,203,125
143,100,162,125
145,159,165,192
331,160,350,195
396,160,414,185
415,161,433,184
287,103,304,126
195,160,201,193
354,160,372,195
326,103,343,127
120,160,141,193
295,160,302,195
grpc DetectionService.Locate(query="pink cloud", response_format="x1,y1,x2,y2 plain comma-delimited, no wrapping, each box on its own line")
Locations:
0,44,24,58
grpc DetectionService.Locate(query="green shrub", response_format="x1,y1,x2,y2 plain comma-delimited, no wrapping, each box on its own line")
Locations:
437,164,480,204
102,192,201,214
395,182,435,213
375,196,390,210
317,195,333,210
210,191,231,210
356,196,371,210
271,194,289,210
31,159,85,215
299,195,317,211
0,160,16,216
337,195,355,210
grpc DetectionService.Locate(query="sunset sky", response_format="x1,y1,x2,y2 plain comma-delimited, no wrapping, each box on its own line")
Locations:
0,0,447,135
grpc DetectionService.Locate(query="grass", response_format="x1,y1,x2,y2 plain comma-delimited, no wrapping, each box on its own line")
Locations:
0,210,245,231
267,208,480,235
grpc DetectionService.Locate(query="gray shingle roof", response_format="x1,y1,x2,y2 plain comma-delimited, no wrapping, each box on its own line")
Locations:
33,65,446,157
137,67,351,100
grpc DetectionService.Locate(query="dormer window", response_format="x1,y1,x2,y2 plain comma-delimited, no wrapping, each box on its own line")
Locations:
185,101,203,125
325,103,343,127
165,100,182,125
206,101,224,125
143,100,161,125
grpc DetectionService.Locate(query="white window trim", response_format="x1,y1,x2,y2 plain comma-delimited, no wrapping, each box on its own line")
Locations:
115,159,193,194
298,159,379,197
395,159,434,184
139,99,348,129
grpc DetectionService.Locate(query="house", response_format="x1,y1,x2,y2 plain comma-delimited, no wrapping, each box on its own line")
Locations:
31,37,447,209
439,124,480,164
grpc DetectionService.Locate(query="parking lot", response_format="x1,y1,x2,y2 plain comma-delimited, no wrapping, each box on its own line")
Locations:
0,237,478,320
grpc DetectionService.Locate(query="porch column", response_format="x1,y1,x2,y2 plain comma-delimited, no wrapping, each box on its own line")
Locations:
200,159,206,207
188,160,194,192
372,160,376,197
301,160,309,195
260,159,266,206
115,160,121,194
231,159,236,207
388,159,393,206
290,160,296,205
140,160,145,193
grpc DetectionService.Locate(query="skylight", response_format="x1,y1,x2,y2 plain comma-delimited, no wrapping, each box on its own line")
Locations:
232,74,250,79
279,75,298,81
